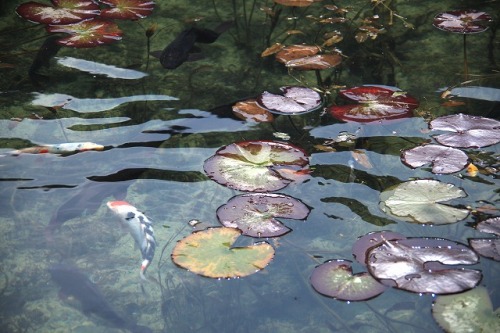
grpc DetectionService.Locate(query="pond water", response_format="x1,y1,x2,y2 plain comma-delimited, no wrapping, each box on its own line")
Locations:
0,0,499,332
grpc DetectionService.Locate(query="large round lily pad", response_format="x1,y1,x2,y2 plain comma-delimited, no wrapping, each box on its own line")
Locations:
366,238,482,294
216,193,310,238
16,0,100,25
433,10,493,34
257,86,322,115
47,18,123,48
379,179,469,224
171,227,275,279
432,287,500,332
430,113,500,148
401,144,469,174
99,0,155,20
352,231,406,266
310,260,387,301
203,140,309,192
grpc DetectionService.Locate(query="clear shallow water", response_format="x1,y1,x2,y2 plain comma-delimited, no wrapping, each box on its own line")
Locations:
0,0,499,332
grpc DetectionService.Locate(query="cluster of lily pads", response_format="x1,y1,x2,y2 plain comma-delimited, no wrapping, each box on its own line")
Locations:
15,0,155,47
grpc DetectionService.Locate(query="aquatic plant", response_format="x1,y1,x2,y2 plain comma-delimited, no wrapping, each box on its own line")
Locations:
469,217,500,261
433,10,493,79
329,85,419,123
216,192,310,237
171,227,275,279
231,99,274,122
401,144,469,174
257,86,322,115
15,0,155,47
351,230,406,266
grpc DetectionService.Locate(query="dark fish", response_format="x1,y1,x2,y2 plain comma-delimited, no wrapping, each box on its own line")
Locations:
49,263,152,333
151,21,233,69
29,35,61,79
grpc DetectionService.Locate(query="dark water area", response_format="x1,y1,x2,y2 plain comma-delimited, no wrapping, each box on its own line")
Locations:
0,0,499,332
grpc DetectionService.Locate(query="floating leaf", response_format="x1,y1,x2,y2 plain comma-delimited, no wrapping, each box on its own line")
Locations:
261,43,285,57
433,10,493,34
232,99,274,122
274,0,319,8
379,180,469,224
216,193,310,238
468,238,500,261
329,85,418,123
476,217,500,236
47,18,123,48
171,227,275,278
275,44,341,70
432,287,500,332
257,86,322,115
310,260,387,301
275,45,321,63
203,140,309,192
16,0,100,25
367,238,481,294
430,113,500,148
352,231,406,266
99,0,155,20
401,144,469,174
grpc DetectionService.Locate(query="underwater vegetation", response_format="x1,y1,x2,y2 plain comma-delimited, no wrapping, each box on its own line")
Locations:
1,0,499,332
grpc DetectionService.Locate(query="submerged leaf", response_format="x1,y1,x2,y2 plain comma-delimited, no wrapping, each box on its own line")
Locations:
171,227,275,279
310,260,387,301
379,180,469,224
432,287,500,332
216,193,310,238
367,238,481,294
203,141,309,192
430,113,500,148
401,144,469,174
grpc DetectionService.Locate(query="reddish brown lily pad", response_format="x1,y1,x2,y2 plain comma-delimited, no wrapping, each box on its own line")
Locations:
352,231,406,266
401,144,469,174
257,86,322,115
275,44,341,70
16,0,100,25
171,227,275,279
99,0,155,20
47,18,123,48
216,193,310,238
310,259,387,301
433,10,493,34
204,140,309,192
232,99,274,122
276,45,321,63
329,85,418,123
366,237,482,294
430,113,500,148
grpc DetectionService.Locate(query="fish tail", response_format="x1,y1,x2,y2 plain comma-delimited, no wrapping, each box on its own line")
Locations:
140,259,150,280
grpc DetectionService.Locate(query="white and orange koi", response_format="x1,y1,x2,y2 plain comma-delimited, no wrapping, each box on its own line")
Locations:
107,201,156,280
11,142,104,155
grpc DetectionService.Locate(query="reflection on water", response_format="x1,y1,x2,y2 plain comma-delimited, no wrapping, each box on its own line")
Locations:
0,0,499,332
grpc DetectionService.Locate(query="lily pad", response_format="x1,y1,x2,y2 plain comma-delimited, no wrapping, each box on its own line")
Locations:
352,231,406,266
468,238,500,261
430,113,500,148
379,179,469,224
433,10,493,34
171,227,275,279
99,0,155,20
366,238,482,294
216,193,310,238
476,217,500,236
329,85,418,123
47,18,123,48
274,0,319,8
310,260,387,301
275,44,342,70
257,86,322,115
232,99,274,122
203,140,309,192
16,0,100,25
401,144,469,174
432,287,500,332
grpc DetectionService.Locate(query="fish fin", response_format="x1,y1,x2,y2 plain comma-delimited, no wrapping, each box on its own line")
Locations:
150,50,162,59
187,53,205,62
214,20,234,34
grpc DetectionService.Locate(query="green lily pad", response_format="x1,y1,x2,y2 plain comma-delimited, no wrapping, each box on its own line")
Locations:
432,287,500,332
203,140,309,192
216,193,310,238
310,259,387,301
380,180,469,224
171,227,275,279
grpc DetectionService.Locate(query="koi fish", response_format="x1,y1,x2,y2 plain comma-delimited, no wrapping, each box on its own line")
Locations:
10,142,104,155
151,21,233,69
107,201,156,280
49,263,152,333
